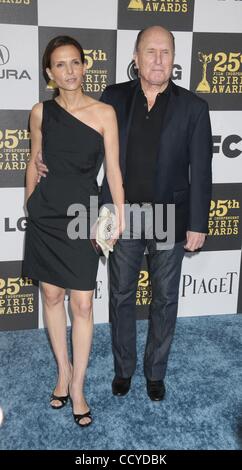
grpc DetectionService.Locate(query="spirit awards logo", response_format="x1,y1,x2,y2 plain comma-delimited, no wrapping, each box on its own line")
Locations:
0,44,31,80
136,270,152,306
196,50,242,95
128,0,189,13
0,127,30,173
83,49,108,94
0,0,31,4
208,199,240,237
196,52,212,93
0,276,35,316
128,0,144,10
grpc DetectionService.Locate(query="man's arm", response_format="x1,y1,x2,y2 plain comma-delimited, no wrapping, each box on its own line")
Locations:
185,100,212,251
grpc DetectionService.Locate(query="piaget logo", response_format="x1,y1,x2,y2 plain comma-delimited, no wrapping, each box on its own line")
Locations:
181,271,238,297
0,276,34,316
208,199,240,236
196,51,242,94
136,270,152,306
83,49,108,94
0,128,30,172
128,0,188,13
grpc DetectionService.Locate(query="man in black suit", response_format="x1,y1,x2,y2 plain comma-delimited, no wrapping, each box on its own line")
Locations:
100,26,212,400
37,26,212,401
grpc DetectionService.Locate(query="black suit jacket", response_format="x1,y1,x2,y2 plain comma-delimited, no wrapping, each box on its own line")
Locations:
100,79,212,242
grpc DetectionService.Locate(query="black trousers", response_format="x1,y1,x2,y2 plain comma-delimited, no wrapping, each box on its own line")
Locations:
109,207,184,380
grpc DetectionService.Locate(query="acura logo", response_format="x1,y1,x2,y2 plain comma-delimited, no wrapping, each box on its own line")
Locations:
0,45,10,66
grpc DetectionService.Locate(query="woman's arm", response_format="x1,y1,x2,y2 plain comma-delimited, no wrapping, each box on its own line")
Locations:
25,103,43,201
102,104,125,235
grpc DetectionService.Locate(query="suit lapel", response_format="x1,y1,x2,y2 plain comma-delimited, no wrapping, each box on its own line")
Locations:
121,80,139,176
154,82,179,202
160,81,179,134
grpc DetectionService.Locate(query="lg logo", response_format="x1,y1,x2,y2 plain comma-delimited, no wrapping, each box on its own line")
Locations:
3,217,27,232
213,135,242,158
127,60,138,80
0,45,10,66
127,61,182,81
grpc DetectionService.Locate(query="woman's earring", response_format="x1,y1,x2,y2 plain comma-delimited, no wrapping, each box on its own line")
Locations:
46,79,57,90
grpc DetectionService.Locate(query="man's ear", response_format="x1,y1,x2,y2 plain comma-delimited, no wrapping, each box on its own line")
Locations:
133,53,139,71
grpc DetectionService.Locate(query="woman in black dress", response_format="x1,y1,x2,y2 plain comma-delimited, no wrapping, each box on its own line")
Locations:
23,36,124,427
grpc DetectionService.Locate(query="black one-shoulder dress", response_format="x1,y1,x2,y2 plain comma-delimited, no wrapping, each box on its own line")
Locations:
23,100,103,290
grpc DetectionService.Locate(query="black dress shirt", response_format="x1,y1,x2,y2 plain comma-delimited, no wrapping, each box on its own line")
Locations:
125,81,170,203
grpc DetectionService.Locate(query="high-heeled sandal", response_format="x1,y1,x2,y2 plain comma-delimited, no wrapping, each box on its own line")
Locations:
73,409,93,427
50,392,69,409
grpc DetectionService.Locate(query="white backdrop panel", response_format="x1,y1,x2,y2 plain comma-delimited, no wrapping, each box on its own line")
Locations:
116,29,139,83
211,111,242,184
0,188,26,261
0,24,39,110
193,0,242,33
38,0,118,30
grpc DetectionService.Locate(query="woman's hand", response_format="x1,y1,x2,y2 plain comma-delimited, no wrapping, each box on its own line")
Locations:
35,151,49,182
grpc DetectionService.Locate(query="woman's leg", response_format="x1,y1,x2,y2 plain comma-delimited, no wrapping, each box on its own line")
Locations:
42,282,72,407
69,289,94,425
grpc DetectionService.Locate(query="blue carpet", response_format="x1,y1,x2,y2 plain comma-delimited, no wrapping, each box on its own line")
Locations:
0,315,241,450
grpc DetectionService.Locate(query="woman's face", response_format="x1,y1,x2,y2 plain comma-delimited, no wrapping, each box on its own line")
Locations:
46,44,85,91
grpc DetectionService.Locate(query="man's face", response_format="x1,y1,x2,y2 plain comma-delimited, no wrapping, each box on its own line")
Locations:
134,28,174,89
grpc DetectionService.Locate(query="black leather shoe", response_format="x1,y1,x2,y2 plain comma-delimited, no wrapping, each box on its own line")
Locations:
112,376,131,396
146,379,165,401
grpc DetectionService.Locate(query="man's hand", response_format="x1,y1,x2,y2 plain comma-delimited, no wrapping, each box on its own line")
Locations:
184,231,206,252
35,151,48,182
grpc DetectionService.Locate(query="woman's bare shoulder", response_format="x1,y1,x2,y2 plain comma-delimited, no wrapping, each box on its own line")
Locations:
95,100,116,119
31,102,43,118
30,102,43,128
85,96,114,113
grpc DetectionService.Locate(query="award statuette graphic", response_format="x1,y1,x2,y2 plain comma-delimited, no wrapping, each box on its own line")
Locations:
196,52,212,93
128,0,144,11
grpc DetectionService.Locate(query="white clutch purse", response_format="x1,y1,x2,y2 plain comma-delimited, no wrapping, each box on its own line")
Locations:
91,206,117,258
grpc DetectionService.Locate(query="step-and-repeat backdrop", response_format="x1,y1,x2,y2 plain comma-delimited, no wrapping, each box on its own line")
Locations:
0,0,242,330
